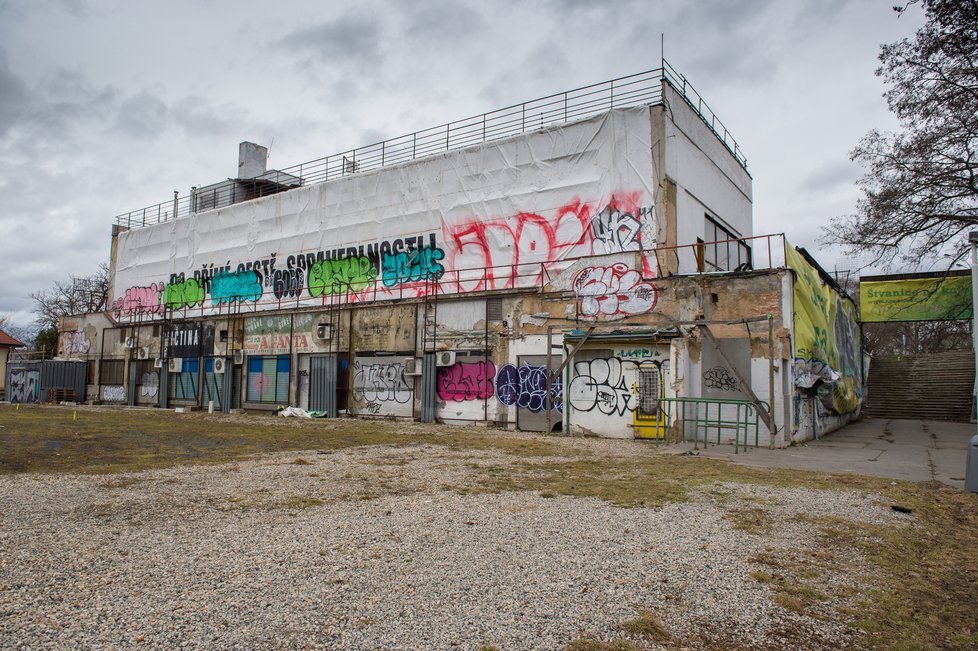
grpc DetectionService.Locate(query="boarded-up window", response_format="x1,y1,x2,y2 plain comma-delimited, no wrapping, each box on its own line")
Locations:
99,359,124,385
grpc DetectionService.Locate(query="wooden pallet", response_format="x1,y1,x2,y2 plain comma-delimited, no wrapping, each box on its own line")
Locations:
47,389,76,403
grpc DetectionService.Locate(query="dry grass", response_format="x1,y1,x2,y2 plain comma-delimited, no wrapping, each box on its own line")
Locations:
619,609,672,642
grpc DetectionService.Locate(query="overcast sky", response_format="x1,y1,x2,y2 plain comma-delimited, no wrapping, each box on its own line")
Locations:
0,0,925,329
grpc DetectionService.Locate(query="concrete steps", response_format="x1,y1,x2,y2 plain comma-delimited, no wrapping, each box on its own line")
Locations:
863,351,974,422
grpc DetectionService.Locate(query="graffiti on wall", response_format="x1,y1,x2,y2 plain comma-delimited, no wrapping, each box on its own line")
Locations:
703,366,739,392
590,206,643,255
139,372,159,399
308,256,378,297
382,245,445,288
211,270,261,305
437,360,496,402
8,368,40,403
111,282,165,318
568,358,633,416
61,331,92,356
495,363,563,413
103,385,126,402
114,191,656,320
353,360,412,404
573,263,658,318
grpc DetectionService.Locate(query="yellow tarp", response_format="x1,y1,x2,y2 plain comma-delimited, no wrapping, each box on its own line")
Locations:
860,275,972,322
786,243,861,414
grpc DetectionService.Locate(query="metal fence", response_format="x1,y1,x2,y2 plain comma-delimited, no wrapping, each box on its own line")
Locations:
115,60,747,229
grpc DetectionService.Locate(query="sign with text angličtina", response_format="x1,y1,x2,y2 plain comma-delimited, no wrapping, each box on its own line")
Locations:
859,274,972,323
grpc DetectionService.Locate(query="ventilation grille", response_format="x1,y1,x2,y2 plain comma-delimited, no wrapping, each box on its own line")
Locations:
486,298,503,322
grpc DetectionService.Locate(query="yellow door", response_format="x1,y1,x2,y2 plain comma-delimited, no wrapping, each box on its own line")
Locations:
633,366,667,439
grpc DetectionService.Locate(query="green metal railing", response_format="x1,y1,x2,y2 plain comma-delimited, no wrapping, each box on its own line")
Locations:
660,397,768,453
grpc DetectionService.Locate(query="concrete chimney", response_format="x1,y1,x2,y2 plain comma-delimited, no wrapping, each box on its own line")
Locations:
238,142,268,179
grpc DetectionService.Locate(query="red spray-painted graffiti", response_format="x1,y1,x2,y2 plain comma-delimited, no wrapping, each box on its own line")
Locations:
436,360,496,402
441,193,652,293
573,263,658,318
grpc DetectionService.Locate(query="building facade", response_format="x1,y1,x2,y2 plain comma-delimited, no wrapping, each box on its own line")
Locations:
55,68,861,444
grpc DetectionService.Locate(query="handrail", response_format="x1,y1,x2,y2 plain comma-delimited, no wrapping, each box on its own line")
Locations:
660,397,769,453
114,60,747,229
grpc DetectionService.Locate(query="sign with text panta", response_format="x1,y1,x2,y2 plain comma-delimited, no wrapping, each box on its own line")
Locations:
244,313,316,354
860,274,972,323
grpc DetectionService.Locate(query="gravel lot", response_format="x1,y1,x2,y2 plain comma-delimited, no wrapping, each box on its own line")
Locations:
0,441,908,650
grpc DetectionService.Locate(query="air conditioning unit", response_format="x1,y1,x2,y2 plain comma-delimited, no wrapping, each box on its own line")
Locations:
168,357,183,373
124,336,137,348
137,347,150,360
404,358,422,376
213,357,226,374
153,358,163,369
233,350,245,365
435,351,456,367
315,323,332,340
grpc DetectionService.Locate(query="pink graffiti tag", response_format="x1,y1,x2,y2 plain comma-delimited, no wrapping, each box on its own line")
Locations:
112,282,165,318
437,360,496,402
573,263,658,318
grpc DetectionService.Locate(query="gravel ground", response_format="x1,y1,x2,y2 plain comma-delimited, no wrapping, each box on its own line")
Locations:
0,443,909,650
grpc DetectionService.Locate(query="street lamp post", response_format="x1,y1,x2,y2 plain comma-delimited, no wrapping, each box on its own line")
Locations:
970,232,978,420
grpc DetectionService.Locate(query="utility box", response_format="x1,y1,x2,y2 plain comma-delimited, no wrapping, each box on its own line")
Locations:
967,435,978,493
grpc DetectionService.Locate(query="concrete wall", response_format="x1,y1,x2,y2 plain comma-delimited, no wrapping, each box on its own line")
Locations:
660,83,753,274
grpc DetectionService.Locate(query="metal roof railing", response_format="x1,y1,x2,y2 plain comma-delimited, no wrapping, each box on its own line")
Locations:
114,60,747,229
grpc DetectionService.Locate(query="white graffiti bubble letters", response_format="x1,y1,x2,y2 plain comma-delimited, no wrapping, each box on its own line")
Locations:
568,358,632,416
573,263,658,318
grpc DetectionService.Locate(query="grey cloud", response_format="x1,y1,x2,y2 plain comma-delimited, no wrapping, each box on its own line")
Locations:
359,128,386,145
274,13,383,64
403,1,485,41
0,49,30,136
112,91,169,139
802,161,861,194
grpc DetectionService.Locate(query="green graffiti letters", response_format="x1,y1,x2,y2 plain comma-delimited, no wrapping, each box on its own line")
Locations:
307,256,378,297
164,277,205,309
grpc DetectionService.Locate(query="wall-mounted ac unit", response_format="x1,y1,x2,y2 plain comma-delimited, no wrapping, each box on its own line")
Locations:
213,357,226,374
233,350,245,365
137,347,150,360
404,358,422,376
124,336,137,348
153,358,163,369
168,357,183,373
435,351,456,367
315,323,332,340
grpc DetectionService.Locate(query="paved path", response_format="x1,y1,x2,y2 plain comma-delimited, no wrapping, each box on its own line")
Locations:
665,418,975,490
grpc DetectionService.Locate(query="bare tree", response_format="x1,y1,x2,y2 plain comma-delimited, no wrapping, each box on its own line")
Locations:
30,263,110,330
826,0,978,267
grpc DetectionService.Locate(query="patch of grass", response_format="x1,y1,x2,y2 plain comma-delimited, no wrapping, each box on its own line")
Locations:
282,495,325,509
750,569,775,583
797,484,978,651
0,404,569,475
727,506,775,534
619,609,672,642
772,593,808,614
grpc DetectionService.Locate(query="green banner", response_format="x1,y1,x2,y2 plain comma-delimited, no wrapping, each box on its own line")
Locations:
860,275,972,323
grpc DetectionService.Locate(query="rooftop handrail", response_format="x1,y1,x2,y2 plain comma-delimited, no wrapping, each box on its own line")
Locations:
114,60,747,229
